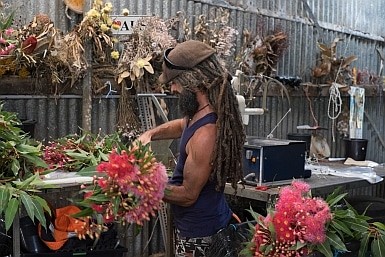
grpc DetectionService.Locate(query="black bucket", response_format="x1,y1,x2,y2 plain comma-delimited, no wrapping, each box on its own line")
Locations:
344,138,368,161
19,216,50,253
287,133,311,152
18,119,37,138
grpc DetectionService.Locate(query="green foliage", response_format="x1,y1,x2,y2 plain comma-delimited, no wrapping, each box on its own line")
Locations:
0,10,15,30
0,102,134,233
43,129,129,173
324,187,385,257
0,103,47,179
0,102,55,231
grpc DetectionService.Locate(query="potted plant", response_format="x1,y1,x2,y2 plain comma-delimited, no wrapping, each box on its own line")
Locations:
241,180,385,257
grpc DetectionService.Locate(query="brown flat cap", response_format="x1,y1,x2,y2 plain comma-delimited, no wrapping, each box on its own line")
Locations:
159,40,216,84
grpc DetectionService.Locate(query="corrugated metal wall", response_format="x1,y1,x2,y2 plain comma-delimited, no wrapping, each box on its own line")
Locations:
244,94,385,164
1,0,385,256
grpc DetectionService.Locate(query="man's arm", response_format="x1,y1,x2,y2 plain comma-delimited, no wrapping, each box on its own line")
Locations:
137,118,185,145
163,123,216,207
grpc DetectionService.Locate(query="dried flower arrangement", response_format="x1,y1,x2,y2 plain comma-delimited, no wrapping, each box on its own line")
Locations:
0,0,126,95
180,8,239,67
239,28,289,77
114,15,177,138
312,38,357,85
116,16,177,92
241,180,385,257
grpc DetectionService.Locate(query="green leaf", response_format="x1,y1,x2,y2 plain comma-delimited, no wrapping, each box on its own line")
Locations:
133,223,143,237
373,222,385,232
98,150,109,161
71,207,94,218
330,218,353,237
326,231,347,251
315,239,333,257
65,151,92,161
21,153,48,168
20,191,35,220
112,196,121,216
5,198,19,231
31,197,48,230
371,236,385,257
344,218,369,233
10,159,20,175
16,143,41,154
88,193,110,202
13,172,38,189
77,167,98,176
0,186,10,214
326,192,348,207
32,195,52,215
358,233,370,257
0,10,15,30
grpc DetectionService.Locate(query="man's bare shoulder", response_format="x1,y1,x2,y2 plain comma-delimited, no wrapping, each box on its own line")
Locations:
190,123,216,147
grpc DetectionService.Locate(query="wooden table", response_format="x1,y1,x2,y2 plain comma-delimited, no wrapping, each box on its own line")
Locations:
225,162,385,202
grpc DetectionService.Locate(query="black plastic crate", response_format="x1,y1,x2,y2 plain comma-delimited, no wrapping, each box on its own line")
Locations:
21,246,128,257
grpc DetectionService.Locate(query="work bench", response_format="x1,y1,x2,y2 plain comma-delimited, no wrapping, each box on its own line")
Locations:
225,162,385,203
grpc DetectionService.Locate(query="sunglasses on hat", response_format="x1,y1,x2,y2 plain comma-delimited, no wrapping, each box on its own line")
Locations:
164,48,192,71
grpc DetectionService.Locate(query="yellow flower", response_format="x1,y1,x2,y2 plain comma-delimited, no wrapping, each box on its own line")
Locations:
87,9,100,19
137,59,146,68
100,23,109,32
122,8,129,16
111,50,120,59
94,0,103,8
111,37,119,44
106,17,112,26
129,56,154,81
104,2,113,11
102,13,108,21
111,23,120,30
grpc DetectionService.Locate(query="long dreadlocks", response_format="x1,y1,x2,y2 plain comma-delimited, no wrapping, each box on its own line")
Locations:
173,55,246,191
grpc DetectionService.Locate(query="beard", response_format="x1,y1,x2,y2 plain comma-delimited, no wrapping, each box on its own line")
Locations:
178,89,199,119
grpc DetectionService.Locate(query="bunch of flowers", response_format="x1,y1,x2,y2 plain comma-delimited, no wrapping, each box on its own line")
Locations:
249,180,332,256
75,142,168,237
242,180,385,257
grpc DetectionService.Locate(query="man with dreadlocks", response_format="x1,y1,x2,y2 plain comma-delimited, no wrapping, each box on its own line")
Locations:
137,40,246,256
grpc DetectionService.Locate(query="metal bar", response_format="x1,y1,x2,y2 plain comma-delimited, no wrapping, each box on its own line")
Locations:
0,95,121,99
151,95,169,123
12,212,20,257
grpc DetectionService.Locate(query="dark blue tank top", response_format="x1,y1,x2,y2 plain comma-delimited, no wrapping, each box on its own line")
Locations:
168,112,232,237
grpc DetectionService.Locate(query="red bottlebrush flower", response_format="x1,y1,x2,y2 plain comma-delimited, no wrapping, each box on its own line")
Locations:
78,143,168,235
21,36,37,54
250,180,334,257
